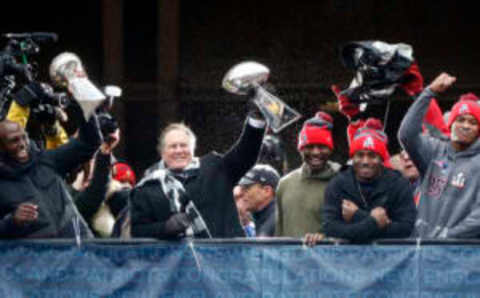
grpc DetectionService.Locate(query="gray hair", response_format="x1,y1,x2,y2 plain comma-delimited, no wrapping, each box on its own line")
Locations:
157,122,197,155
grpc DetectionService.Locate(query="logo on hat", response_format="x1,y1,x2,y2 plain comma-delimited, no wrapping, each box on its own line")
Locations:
459,104,470,114
245,171,255,180
363,136,374,149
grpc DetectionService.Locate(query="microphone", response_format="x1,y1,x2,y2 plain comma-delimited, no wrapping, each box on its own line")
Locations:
31,32,58,43
3,32,58,43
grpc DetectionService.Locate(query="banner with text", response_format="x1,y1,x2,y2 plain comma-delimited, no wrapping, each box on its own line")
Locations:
0,241,479,297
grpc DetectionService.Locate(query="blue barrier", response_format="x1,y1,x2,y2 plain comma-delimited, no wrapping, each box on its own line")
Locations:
1,239,480,297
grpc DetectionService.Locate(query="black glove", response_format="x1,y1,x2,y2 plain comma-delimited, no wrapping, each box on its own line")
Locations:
246,89,264,120
32,104,56,126
164,212,191,236
33,104,60,137
97,112,119,140
12,82,49,107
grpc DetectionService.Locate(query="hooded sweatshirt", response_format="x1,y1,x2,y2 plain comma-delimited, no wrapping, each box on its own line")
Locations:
399,88,480,238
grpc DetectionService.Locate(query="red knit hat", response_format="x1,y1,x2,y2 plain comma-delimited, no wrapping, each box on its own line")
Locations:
297,111,334,151
349,118,391,167
112,162,136,187
446,93,480,128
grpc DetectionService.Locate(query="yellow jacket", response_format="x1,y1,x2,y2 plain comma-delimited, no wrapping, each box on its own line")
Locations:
6,101,68,150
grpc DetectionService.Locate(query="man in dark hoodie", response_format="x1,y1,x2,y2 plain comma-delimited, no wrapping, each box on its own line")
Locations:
0,84,101,238
323,119,416,243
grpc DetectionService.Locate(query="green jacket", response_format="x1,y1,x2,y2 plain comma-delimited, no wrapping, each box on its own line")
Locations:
275,161,340,237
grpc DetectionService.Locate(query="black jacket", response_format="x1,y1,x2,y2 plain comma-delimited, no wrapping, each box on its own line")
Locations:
323,167,416,243
0,117,102,238
131,120,265,239
253,200,276,237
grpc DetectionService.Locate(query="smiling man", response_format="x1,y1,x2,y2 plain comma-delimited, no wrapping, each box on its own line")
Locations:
130,106,266,239
275,112,341,237
0,113,101,238
323,119,416,243
399,73,480,239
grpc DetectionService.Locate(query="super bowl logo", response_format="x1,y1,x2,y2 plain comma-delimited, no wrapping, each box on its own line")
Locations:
459,103,469,114
362,136,374,149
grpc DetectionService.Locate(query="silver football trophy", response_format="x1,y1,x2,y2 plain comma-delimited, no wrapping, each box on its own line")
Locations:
49,52,105,119
222,61,301,133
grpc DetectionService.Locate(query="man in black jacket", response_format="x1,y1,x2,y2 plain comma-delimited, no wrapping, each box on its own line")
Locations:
0,112,101,238
323,119,416,243
130,108,266,239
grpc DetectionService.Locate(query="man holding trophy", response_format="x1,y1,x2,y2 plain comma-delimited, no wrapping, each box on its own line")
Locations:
130,61,300,239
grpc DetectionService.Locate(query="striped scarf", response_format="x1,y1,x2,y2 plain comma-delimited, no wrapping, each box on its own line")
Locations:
137,158,210,237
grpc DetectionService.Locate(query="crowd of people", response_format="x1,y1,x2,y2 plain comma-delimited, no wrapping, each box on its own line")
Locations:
2,49,480,245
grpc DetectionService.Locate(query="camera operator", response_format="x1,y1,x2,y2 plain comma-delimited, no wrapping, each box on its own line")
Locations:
0,51,32,85
6,81,69,150
0,32,58,120
0,53,32,120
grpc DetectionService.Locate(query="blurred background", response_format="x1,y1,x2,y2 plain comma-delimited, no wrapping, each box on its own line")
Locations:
2,0,479,175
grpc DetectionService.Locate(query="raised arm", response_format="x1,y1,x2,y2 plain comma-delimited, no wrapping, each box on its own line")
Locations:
222,117,265,184
44,115,102,176
74,130,120,223
398,73,456,174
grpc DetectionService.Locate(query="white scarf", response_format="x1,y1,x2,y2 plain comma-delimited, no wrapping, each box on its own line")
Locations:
137,158,210,237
